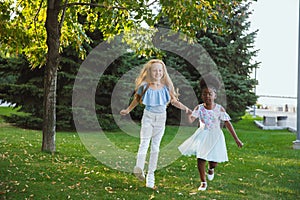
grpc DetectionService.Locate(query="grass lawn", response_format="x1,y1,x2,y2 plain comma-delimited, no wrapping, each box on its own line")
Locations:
0,107,299,199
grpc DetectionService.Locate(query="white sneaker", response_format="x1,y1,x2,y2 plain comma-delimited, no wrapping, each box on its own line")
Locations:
207,168,214,181
133,166,145,181
146,173,155,189
198,182,207,191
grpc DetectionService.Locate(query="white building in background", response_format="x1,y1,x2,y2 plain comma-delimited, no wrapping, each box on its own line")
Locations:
257,96,297,113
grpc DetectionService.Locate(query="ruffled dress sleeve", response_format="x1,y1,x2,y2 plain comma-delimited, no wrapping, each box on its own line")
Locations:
142,86,170,106
220,112,231,121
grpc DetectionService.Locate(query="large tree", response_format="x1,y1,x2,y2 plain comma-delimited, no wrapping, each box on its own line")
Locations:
1,0,243,153
196,2,258,120
1,0,152,152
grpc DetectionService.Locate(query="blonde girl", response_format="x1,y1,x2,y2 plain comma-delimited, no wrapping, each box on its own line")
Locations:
120,59,191,189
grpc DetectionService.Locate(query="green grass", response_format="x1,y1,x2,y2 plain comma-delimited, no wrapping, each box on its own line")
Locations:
0,107,299,199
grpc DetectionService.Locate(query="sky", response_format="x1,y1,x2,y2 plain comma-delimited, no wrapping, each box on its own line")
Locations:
249,0,299,107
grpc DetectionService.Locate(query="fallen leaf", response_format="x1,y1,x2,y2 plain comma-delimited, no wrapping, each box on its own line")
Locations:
105,186,115,193
149,193,155,199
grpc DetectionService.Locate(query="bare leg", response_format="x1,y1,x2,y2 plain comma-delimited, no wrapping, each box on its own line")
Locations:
197,158,206,182
207,161,217,181
197,158,207,190
208,161,218,174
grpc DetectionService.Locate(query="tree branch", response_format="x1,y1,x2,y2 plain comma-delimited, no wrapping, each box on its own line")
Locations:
59,0,68,32
60,2,127,10
146,0,159,7
33,0,45,46
33,0,44,23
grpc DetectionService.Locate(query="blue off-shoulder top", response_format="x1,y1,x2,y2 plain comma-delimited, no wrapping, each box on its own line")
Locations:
137,84,171,113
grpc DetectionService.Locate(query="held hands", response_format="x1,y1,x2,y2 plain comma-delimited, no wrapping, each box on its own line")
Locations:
185,106,193,115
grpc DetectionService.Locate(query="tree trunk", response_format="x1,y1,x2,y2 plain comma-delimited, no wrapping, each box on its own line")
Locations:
42,0,61,152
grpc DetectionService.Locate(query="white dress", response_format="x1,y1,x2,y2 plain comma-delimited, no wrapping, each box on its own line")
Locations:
178,104,231,162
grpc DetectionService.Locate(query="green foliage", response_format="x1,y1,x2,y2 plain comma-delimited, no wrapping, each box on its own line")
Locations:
158,0,245,37
0,55,43,120
0,1,259,129
0,46,83,130
196,2,258,120
0,52,147,130
1,0,246,66
145,1,259,122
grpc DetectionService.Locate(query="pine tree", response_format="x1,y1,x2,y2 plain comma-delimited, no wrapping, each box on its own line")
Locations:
196,2,258,120
0,55,44,129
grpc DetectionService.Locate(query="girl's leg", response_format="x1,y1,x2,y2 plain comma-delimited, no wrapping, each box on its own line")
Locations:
207,161,218,181
148,124,165,174
197,158,206,182
208,161,218,170
197,158,207,191
146,113,166,188
134,112,153,180
135,137,151,171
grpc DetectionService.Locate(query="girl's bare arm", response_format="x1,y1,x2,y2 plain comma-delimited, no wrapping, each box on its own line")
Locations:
120,97,139,115
169,92,192,114
224,121,243,148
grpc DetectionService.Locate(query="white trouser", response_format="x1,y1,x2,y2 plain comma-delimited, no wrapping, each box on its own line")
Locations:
135,109,167,175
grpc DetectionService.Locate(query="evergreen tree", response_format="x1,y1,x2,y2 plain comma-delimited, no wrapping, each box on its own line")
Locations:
0,51,148,130
0,55,44,129
0,50,80,130
152,1,258,121
196,2,258,120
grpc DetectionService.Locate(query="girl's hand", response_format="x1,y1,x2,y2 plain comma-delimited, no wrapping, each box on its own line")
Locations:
235,139,244,148
120,109,129,115
184,106,192,114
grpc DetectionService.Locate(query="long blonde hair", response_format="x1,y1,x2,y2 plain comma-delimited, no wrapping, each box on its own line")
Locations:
135,59,178,99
